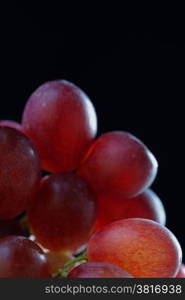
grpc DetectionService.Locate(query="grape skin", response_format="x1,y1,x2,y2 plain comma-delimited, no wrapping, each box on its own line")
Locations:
68,262,134,278
0,120,23,132
0,79,182,280
94,189,166,231
78,131,158,198
22,80,97,172
28,173,97,252
0,236,51,278
0,127,41,219
88,218,182,278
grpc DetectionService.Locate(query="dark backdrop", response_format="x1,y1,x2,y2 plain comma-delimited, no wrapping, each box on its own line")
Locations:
1,5,184,254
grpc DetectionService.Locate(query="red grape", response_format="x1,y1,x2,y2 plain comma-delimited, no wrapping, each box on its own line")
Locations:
0,120,23,132
0,127,41,219
94,189,166,231
22,80,97,172
88,218,182,278
68,262,133,278
28,172,97,252
0,219,24,238
0,236,51,277
78,131,158,197
176,264,185,278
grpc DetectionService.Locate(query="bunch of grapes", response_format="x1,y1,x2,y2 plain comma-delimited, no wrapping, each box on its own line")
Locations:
0,80,184,278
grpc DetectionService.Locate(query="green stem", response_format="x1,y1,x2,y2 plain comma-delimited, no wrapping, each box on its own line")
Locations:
52,252,87,278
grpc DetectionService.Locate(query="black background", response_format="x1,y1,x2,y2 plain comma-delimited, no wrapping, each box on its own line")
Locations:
1,5,184,254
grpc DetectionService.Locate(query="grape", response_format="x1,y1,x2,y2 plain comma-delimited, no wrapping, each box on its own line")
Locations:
88,218,182,278
0,120,23,132
78,131,158,197
46,251,72,274
22,80,97,172
176,264,185,278
68,262,133,278
0,127,41,219
94,189,166,231
0,219,24,238
0,236,51,277
28,172,97,252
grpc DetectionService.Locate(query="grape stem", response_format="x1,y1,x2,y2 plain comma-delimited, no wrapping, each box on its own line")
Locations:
52,252,87,278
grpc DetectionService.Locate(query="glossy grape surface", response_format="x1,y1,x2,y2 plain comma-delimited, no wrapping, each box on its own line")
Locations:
88,218,182,278
22,80,97,172
0,127,41,219
28,173,97,251
78,131,158,197
94,189,166,231
68,262,133,278
0,236,51,277
0,120,23,132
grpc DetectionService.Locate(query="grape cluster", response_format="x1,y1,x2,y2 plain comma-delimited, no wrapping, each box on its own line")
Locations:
0,80,183,278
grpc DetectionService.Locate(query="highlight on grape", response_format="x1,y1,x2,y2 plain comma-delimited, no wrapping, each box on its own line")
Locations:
0,80,183,278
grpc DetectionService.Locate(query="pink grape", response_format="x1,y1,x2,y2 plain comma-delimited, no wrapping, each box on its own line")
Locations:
94,189,166,231
22,80,97,172
0,127,41,219
78,131,158,197
68,262,134,278
88,218,182,278
28,172,97,252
